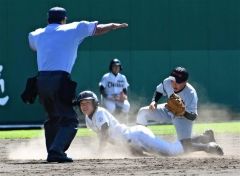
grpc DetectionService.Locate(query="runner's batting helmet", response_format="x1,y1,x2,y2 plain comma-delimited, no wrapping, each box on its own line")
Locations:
74,90,99,106
109,58,122,71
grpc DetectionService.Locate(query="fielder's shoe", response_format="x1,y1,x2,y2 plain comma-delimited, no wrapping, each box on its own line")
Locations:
206,142,224,156
203,129,216,143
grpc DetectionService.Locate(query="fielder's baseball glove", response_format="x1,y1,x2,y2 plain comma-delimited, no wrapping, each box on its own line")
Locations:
165,93,185,116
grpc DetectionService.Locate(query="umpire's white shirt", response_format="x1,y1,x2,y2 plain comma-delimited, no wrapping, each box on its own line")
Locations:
28,21,98,73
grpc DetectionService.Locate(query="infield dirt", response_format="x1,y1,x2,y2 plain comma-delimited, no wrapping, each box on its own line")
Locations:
0,133,239,175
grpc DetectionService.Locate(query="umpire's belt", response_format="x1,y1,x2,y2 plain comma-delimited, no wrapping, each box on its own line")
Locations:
38,70,70,77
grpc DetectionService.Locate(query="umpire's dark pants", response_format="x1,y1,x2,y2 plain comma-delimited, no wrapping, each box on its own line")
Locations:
37,71,79,158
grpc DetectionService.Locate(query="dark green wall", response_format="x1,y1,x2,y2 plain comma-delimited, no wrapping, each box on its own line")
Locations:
0,0,239,124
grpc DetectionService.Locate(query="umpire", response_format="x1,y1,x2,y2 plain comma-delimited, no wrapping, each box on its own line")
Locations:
28,7,128,163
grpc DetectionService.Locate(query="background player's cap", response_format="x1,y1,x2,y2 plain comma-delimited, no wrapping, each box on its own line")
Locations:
48,7,67,20
170,66,189,83
109,58,122,71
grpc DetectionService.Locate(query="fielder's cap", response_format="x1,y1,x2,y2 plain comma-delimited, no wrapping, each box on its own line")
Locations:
48,7,67,19
170,66,189,83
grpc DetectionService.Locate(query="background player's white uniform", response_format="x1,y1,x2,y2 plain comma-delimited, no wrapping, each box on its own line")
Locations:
136,77,198,140
85,106,184,156
99,72,130,113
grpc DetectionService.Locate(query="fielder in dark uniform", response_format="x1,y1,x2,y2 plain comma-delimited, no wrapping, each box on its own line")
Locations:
28,7,128,163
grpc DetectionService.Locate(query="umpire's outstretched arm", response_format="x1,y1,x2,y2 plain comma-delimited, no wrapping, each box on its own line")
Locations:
94,23,128,36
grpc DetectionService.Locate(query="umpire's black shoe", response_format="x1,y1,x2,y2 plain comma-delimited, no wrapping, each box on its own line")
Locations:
203,129,216,143
47,154,73,163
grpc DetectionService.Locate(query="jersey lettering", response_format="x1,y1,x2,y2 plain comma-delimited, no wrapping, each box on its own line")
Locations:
107,81,124,88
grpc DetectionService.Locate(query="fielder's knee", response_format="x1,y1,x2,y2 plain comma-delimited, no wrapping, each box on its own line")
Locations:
122,103,130,113
136,108,148,125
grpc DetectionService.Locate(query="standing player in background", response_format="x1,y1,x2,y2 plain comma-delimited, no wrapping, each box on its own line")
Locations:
0,65,9,106
136,66,220,151
28,6,128,163
75,90,223,156
99,58,130,121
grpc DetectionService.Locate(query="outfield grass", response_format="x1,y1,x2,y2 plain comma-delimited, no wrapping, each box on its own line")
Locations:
149,121,240,135
0,121,239,139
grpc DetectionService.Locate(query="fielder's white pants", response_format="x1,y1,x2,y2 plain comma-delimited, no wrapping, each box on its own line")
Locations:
136,103,193,140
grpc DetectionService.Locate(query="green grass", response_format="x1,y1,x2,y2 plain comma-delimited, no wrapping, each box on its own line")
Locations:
149,121,240,135
77,128,95,137
0,130,44,139
0,121,239,139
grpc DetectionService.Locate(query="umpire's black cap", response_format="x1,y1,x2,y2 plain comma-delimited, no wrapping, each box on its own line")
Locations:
170,66,189,83
48,7,67,20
